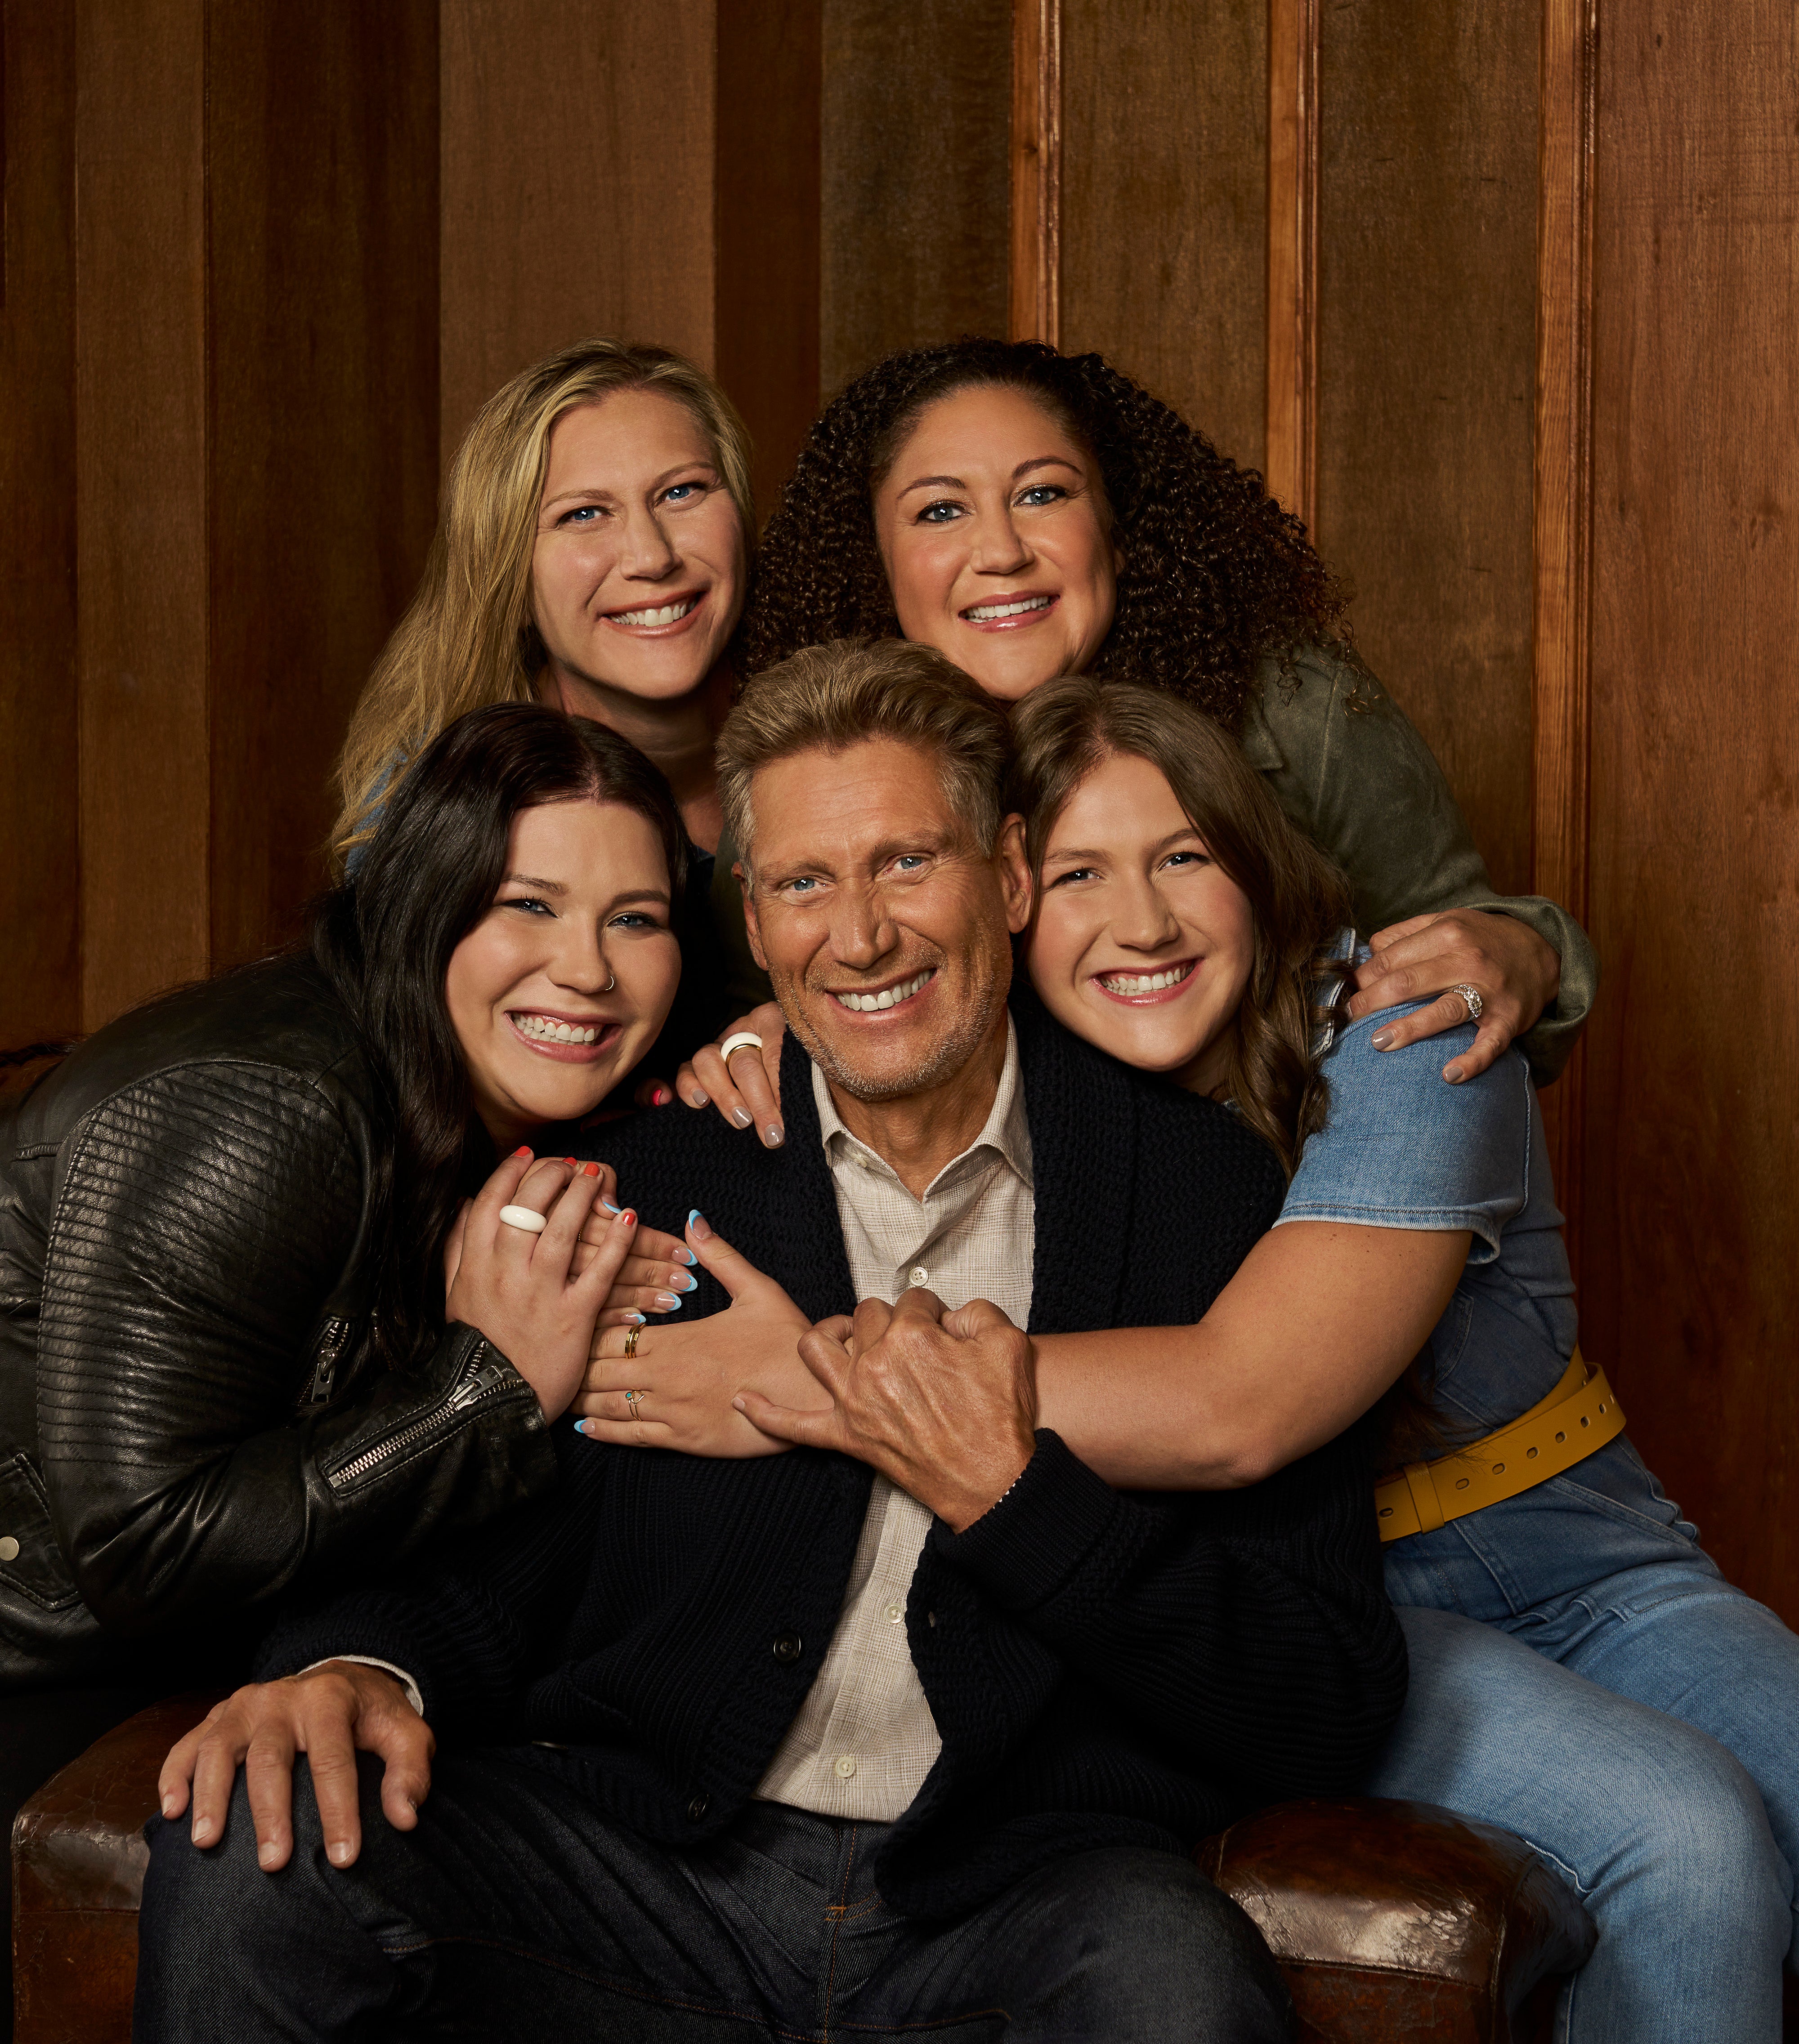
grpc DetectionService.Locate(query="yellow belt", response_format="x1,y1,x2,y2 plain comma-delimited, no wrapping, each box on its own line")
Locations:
1374,1349,1626,1543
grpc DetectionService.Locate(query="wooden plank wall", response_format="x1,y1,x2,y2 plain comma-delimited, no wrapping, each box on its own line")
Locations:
1579,0,1799,1613
0,4,79,1045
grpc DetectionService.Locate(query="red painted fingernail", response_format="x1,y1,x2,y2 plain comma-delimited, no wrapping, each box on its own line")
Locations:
618,1209,636,1227
582,1161,600,1176
513,1146,532,1158
654,1086,672,1106
564,1156,577,1167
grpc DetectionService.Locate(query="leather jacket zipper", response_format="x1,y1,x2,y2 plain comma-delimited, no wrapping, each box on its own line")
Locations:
304,1316,354,1406
323,1345,517,1492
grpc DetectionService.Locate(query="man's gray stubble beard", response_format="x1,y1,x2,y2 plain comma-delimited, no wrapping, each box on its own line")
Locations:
776,958,1007,1106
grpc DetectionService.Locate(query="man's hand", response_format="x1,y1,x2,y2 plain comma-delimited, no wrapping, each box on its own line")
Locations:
1347,908,1561,1082
735,1291,1038,1531
157,1662,433,1874
571,1211,823,1456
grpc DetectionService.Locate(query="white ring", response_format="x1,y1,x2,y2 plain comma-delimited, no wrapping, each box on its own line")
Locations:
498,1205,548,1234
718,1031,764,1066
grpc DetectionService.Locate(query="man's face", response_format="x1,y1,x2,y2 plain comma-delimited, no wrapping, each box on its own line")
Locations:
740,738,1030,1103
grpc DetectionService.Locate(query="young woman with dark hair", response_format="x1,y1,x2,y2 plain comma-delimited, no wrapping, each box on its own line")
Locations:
685,338,1596,1143
0,702,695,1941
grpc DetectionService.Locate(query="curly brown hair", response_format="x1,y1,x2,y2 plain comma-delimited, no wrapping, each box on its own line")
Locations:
736,338,1348,728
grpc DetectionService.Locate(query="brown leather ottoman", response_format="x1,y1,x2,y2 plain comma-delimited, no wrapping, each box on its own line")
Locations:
1198,1798,1597,2042
11,1693,219,2044
16,1702,1597,2044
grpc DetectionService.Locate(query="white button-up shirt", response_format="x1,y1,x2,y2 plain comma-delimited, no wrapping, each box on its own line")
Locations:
754,1021,1035,1820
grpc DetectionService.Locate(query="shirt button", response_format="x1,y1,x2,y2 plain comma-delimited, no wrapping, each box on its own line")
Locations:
884,1601,904,1624
907,1265,930,1288
833,1755,857,1779
772,1633,802,1663
687,1794,709,1822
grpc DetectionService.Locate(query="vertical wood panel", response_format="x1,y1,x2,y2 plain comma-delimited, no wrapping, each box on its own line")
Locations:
1059,0,1266,471
1531,0,1598,1270
75,0,210,1030
1314,0,1538,896
438,0,716,464
206,3,440,970
1007,0,1060,346
0,4,79,1043
1582,0,1799,1620
1264,0,1317,525
819,0,1010,400
718,0,821,519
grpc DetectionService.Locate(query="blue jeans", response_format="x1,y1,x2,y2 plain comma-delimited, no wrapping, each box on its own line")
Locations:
133,1748,1292,2041
1369,1433,1799,2044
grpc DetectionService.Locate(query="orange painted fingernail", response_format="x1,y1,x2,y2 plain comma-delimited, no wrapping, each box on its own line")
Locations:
582,1161,600,1176
513,1146,532,1158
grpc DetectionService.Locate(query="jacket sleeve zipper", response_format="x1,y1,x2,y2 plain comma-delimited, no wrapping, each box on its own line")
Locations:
303,1316,354,1406
323,1345,521,1492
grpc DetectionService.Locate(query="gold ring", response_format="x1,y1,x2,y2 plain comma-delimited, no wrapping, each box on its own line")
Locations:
624,1388,645,1417
623,1324,642,1358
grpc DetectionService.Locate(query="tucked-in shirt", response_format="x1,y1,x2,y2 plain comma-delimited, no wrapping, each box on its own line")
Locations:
754,1021,1035,1820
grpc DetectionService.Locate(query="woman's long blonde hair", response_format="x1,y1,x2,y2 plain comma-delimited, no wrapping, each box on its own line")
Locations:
332,338,756,870
1006,675,1352,1177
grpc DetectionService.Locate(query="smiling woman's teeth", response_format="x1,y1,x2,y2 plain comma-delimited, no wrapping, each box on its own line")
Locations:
1100,965,1194,995
611,597,698,627
515,1013,601,1044
833,969,935,1013
965,595,1052,622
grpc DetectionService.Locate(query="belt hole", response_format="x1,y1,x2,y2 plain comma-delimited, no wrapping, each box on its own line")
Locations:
1555,1430,1566,1443
1526,1446,1539,1458
1491,1462,1505,1474
1454,1477,1470,1490
1378,1506,1393,1517
1580,1415,1590,1427
1598,1402,1608,1413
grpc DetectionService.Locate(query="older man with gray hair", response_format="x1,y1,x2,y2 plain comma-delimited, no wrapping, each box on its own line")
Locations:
136,639,1403,2043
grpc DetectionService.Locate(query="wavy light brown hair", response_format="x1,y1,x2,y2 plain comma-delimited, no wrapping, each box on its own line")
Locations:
718,638,1010,869
332,338,755,870
736,337,1348,723
1007,675,1351,1175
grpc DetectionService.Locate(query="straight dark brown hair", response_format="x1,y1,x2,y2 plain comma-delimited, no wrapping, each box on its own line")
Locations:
1006,675,1351,1175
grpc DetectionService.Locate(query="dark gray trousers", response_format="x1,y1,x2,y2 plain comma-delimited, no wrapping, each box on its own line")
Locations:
133,1748,1292,2041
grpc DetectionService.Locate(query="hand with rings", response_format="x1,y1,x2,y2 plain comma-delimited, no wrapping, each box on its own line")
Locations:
1347,907,1561,1084
570,1211,823,1455
669,1001,789,1150
440,1147,642,1422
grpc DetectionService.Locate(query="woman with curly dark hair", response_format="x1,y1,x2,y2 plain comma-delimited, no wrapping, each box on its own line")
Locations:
685,339,1594,1146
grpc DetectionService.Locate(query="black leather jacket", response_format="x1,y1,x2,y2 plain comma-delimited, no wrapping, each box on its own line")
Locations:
0,954,556,1690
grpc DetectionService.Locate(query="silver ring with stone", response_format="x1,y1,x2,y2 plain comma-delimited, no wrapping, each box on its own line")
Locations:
1449,983,1484,1025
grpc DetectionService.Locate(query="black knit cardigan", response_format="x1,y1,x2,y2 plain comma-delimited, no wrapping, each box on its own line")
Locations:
260,992,1408,1919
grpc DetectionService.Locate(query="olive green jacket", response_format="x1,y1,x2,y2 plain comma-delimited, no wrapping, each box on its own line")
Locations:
707,644,1596,1085
1245,646,1593,1084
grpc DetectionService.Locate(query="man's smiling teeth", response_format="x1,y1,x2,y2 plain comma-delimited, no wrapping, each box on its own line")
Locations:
1099,965,1194,995
515,1013,602,1044
832,969,935,1013
964,595,1052,622
611,597,698,627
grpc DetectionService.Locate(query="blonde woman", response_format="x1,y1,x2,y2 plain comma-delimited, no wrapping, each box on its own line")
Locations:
336,339,766,1036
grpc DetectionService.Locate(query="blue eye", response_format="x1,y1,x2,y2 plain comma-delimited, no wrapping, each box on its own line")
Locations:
917,500,964,524
503,896,555,916
1049,866,1098,887
663,482,698,503
1017,484,1066,507
559,505,601,527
